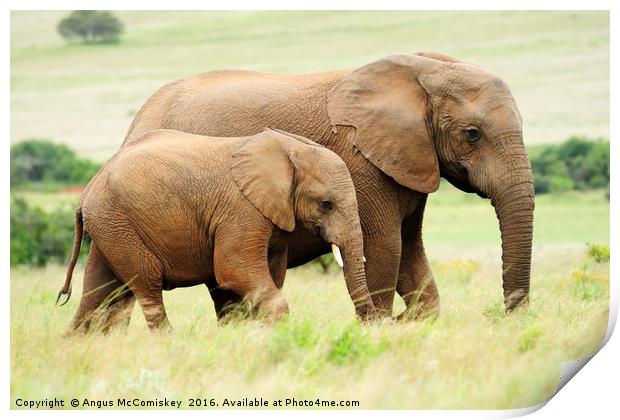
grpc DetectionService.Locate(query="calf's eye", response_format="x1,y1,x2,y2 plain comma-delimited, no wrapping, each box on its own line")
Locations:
465,128,481,142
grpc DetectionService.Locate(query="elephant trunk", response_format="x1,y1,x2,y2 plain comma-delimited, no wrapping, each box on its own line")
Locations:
490,142,535,311
337,234,378,321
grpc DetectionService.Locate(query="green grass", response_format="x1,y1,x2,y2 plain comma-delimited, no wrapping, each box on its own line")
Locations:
11,11,609,161
10,187,610,409
11,244,608,409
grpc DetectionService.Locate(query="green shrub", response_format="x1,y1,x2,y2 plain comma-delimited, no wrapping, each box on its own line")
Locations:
548,175,574,192
57,11,123,44
570,263,608,301
271,318,318,355
11,139,100,189
10,197,46,266
328,322,387,366
530,137,609,195
270,318,321,373
10,195,88,266
586,243,610,263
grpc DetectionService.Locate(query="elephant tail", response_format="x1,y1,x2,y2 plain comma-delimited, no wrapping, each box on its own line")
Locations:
56,205,83,306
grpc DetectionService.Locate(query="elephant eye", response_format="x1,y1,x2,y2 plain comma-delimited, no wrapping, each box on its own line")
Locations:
465,128,482,142
320,200,334,211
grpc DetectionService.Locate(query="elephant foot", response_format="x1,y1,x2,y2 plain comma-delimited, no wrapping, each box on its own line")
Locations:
255,294,290,323
151,321,173,334
217,301,253,324
395,302,440,322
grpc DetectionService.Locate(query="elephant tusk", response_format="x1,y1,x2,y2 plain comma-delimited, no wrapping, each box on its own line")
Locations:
331,243,344,268
363,256,366,263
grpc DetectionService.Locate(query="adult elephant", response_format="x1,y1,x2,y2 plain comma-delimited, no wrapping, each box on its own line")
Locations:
123,52,535,318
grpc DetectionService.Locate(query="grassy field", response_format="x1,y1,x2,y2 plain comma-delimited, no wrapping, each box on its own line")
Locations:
10,188,610,408
11,245,608,409
11,11,609,161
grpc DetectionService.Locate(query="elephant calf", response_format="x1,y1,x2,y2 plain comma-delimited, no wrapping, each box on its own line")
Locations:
58,128,376,334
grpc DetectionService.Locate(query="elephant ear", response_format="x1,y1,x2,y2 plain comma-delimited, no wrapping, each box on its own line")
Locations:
415,51,464,63
327,54,440,193
231,130,296,232
268,128,324,147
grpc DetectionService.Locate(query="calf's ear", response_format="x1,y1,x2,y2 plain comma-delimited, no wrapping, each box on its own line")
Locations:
231,130,296,232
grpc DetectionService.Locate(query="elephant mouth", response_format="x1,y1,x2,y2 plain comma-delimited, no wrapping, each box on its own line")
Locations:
313,224,333,246
439,162,489,199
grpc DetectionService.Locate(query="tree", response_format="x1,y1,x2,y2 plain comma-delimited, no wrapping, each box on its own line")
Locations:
57,11,123,44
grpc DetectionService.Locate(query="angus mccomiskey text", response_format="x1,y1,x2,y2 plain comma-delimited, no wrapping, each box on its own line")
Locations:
14,397,361,409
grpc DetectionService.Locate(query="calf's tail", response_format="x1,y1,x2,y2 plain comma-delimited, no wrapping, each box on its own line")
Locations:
56,205,83,306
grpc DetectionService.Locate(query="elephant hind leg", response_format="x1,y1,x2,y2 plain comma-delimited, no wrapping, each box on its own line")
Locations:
101,291,136,332
99,228,171,331
66,245,134,335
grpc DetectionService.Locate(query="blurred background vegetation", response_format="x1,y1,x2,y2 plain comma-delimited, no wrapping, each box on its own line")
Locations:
57,11,123,44
9,135,610,266
11,11,609,159
529,138,609,194
9,10,610,268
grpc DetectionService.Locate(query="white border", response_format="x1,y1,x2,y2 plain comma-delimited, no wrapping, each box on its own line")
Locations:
3,1,617,419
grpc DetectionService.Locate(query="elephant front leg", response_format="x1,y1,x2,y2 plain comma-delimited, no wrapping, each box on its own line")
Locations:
206,278,244,321
208,243,288,321
214,228,289,322
362,230,402,317
396,211,440,320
